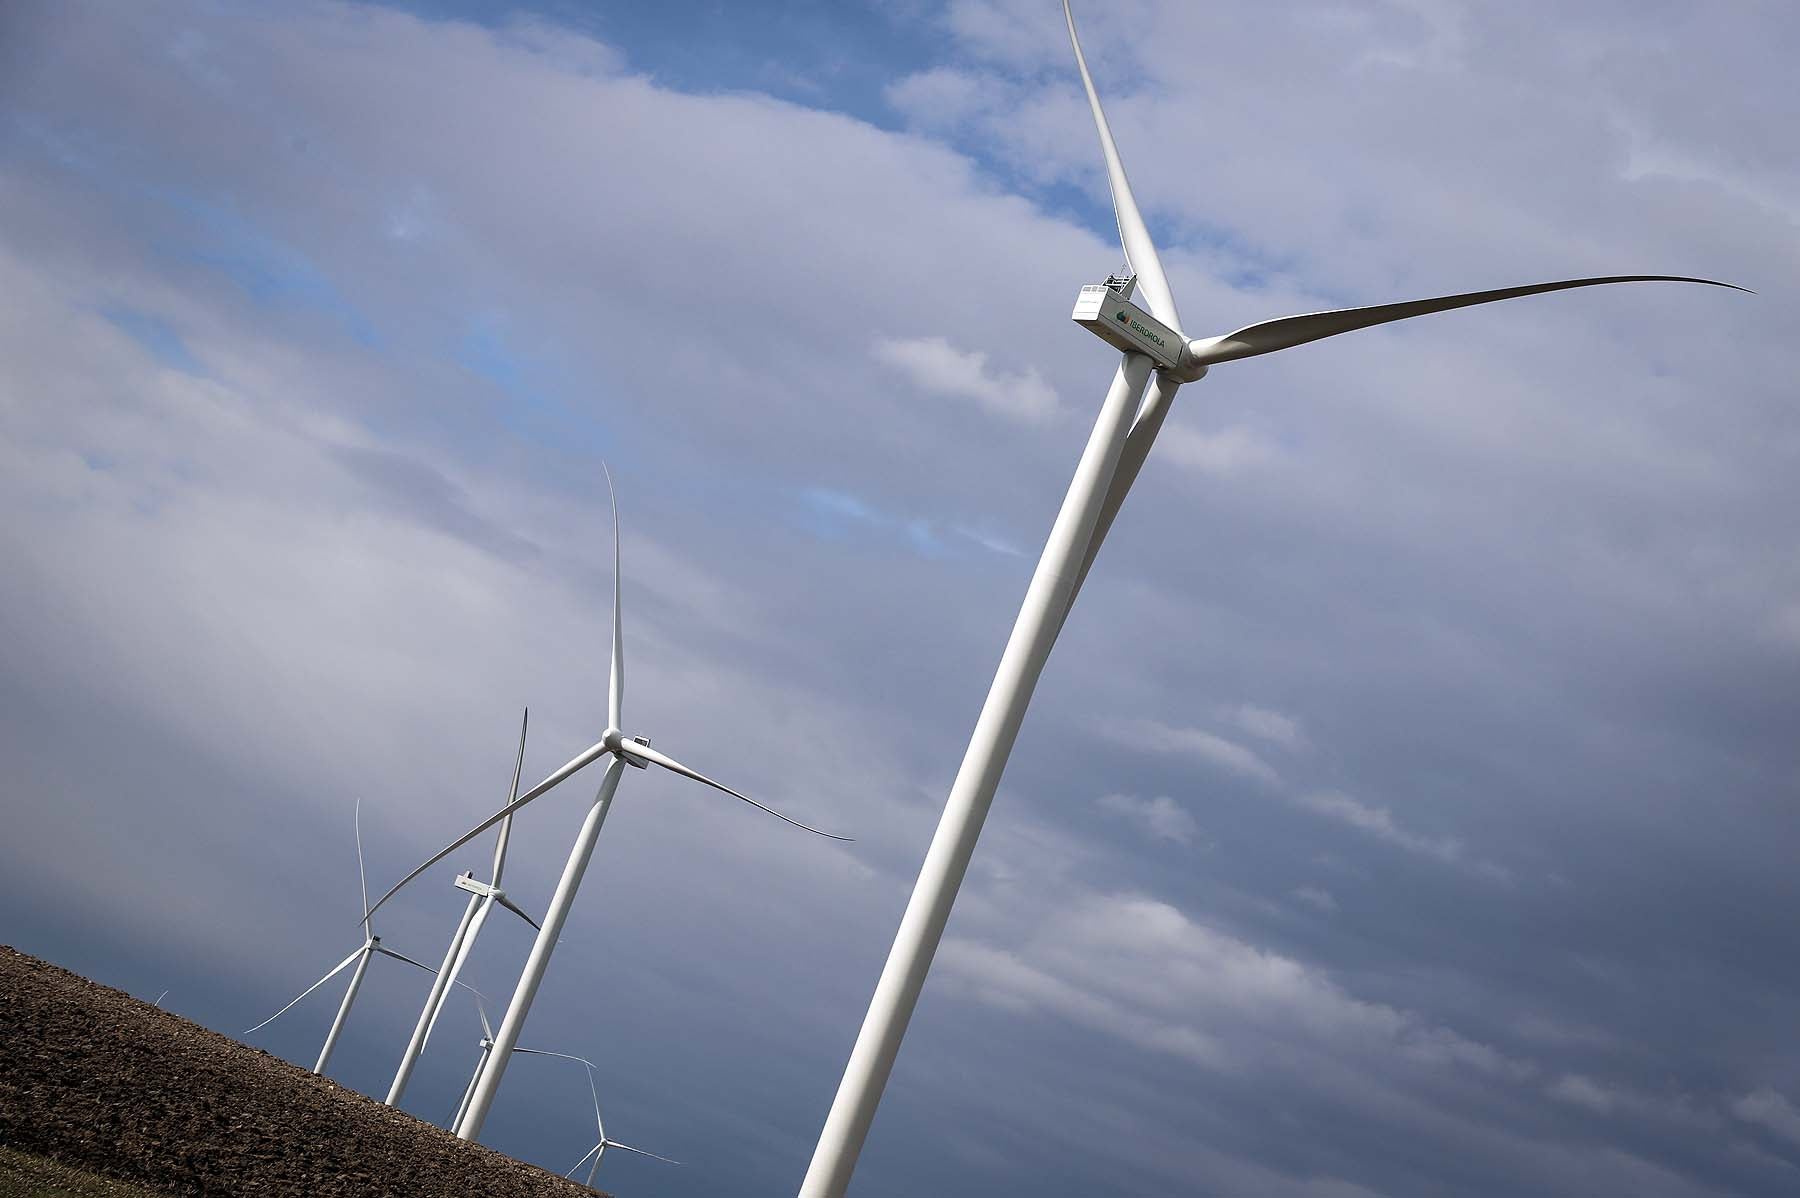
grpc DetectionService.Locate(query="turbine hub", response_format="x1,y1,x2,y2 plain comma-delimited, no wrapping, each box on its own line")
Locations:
1165,356,1209,384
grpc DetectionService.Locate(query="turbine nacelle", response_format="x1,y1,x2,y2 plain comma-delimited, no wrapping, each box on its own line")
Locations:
602,727,654,768
1072,282,1205,381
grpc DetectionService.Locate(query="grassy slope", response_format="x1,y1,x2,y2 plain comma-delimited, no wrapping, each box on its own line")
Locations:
0,1146,171,1198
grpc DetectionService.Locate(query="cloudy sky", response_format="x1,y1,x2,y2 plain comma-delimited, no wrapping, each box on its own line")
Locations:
3,1,1796,1194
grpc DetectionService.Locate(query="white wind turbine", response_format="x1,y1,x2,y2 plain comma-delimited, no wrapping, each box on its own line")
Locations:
511,1048,680,1185
797,4,1746,1194
385,707,541,1108
441,989,677,1180
447,986,500,1134
365,464,850,1142
246,799,437,1076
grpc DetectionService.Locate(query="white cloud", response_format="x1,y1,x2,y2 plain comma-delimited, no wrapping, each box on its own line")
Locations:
1109,719,1282,786
939,937,1226,1067
1097,792,1201,845
1732,1088,1800,1146
1297,790,1464,864
1293,885,1338,913
885,66,1003,129
872,335,1062,424
1548,1073,1617,1113
941,890,1529,1088
1228,702,1308,751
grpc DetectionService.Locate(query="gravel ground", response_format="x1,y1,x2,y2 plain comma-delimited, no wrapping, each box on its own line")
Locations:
0,947,608,1198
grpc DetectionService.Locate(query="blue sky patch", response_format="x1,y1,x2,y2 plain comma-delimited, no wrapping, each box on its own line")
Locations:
99,305,205,375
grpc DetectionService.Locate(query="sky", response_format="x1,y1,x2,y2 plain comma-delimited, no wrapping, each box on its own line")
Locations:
1,1,1797,1195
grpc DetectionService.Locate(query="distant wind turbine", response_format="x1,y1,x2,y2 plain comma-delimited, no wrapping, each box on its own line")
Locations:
367,464,850,1142
510,1048,680,1185
448,986,499,1134
443,990,676,1180
385,708,541,1108
796,4,1745,1194
246,799,436,1075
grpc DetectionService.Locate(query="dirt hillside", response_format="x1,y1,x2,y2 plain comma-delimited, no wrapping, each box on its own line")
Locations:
0,947,608,1198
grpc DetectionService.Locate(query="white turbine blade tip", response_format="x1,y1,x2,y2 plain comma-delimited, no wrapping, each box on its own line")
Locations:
354,797,370,932
1063,0,1179,329
244,947,363,1033
625,741,852,841
603,460,624,732
1187,274,1749,367
474,994,494,1041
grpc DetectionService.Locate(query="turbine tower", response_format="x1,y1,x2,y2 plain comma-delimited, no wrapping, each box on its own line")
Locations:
365,464,850,1142
796,4,1744,1194
385,708,541,1108
246,799,437,1075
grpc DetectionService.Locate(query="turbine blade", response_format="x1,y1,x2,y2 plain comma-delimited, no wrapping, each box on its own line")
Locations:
245,947,365,1034
495,892,541,931
604,462,624,732
1185,275,1749,367
584,1060,603,1138
567,1143,601,1180
376,945,438,973
508,1048,602,1123
1065,0,1180,331
608,1141,682,1166
436,976,491,1050
470,988,495,1041
354,798,370,935
363,739,612,923
428,898,492,1046
622,740,852,841
491,706,528,887
512,1047,595,1069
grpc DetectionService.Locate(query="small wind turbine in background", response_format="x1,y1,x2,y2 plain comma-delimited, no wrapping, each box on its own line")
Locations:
366,463,850,1142
511,1048,680,1186
796,3,1746,1194
385,708,541,1108
246,799,437,1075
448,986,499,1134
443,990,677,1181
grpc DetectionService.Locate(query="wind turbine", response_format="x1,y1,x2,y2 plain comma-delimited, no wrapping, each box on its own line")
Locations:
385,707,541,1108
246,799,437,1076
796,4,1745,1194
365,464,850,1142
441,988,677,1181
510,1048,680,1186
447,986,499,1134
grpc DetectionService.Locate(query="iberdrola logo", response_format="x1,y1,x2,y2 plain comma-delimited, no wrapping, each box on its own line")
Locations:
1115,310,1130,323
